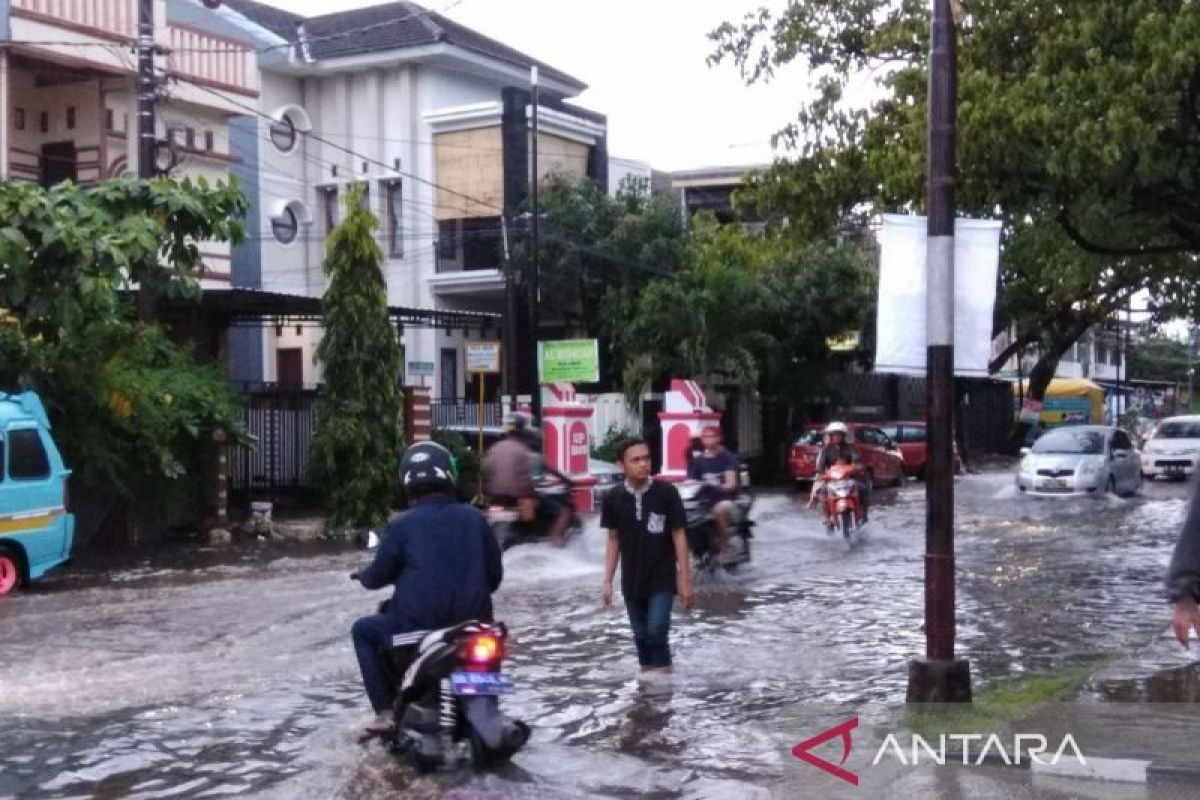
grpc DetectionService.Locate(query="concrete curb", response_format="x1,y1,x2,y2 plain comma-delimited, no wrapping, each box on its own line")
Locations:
963,752,1200,785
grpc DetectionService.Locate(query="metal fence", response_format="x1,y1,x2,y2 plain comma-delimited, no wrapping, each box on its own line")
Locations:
430,398,505,430
230,384,319,500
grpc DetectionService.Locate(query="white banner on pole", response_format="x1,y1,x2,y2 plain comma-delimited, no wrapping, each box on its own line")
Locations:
874,214,1002,377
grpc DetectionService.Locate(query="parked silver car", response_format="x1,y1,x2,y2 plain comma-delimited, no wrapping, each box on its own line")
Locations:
1016,425,1142,497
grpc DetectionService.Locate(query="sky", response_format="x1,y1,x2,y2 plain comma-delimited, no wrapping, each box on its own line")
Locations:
265,0,799,171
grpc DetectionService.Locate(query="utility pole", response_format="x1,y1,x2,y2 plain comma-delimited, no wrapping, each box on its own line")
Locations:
908,0,971,705
136,0,158,321
137,0,157,181
528,66,542,421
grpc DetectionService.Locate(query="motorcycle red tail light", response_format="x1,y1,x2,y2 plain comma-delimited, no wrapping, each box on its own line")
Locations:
467,634,501,664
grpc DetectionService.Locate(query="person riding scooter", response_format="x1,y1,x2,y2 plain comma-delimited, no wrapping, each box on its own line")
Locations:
810,422,871,523
483,412,574,546
350,441,503,739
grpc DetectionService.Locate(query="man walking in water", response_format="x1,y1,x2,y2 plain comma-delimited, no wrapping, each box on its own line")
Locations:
601,438,693,673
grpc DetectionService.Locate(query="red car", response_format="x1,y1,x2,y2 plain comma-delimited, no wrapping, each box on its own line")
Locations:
789,423,906,487
877,421,962,479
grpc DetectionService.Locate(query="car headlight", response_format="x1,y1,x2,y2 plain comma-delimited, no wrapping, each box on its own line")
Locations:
1019,458,1034,474
1079,460,1102,476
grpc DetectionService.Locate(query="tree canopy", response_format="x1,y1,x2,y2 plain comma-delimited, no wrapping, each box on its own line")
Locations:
709,0,1200,410
0,176,249,519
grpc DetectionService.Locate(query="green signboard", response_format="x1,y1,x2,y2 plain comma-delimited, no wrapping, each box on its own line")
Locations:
538,339,600,384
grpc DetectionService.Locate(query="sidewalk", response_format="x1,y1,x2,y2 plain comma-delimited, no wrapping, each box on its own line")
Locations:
998,630,1200,785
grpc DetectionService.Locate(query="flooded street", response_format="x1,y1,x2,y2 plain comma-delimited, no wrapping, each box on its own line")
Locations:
1,472,1194,799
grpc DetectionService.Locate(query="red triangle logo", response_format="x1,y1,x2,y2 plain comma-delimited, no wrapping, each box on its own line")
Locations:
792,716,859,786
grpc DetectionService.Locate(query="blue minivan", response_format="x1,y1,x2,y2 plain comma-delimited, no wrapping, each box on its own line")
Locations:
0,391,74,595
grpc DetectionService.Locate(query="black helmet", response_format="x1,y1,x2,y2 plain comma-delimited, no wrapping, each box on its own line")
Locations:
400,441,458,494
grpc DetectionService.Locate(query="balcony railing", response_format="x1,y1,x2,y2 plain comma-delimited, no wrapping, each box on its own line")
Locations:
168,24,257,96
11,0,136,41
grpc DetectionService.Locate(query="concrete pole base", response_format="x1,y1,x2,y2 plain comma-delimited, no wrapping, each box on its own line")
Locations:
906,658,972,705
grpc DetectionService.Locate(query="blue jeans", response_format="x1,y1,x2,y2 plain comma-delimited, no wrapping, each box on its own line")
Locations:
352,613,398,713
624,591,674,668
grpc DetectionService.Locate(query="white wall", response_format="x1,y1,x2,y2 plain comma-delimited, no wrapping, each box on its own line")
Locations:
608,156,651,196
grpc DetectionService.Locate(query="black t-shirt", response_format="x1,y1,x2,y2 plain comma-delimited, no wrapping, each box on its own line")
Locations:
687,447,739,499
600,480,686,599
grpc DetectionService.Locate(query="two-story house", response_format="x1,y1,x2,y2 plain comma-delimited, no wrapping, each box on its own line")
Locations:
0,0,259,278
216,0,610,401
2,0,611,403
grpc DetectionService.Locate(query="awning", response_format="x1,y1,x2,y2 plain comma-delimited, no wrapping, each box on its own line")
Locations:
162,287,500,332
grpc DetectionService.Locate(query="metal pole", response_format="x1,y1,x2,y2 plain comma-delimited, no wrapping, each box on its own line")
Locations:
908,0,971,704
136,0,157,321
1189,326,1196,411
528,66,542,423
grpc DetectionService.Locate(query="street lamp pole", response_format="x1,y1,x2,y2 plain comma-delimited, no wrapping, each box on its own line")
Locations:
907,0,972,705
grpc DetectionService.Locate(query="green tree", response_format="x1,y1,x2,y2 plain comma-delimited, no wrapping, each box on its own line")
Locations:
709,0,1200,420
0,177,249,524
310,185,403,534
619,218,874,410
512,174,691,386
1128,332,1192,384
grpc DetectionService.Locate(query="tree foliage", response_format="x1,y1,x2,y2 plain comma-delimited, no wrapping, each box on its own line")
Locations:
311,185,403,534
513,175,692,385
0,177,248,516
619,217,875,409
709,1,1200,410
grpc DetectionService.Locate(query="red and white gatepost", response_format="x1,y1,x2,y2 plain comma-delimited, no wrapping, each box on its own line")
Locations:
541,383,598,511
658,379,722,481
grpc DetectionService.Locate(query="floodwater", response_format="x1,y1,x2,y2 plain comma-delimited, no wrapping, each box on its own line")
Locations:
0,474,1194,799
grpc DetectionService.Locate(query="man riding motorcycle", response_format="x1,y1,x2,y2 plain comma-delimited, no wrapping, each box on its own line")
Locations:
483,412,574,546
809,422,871,523
350,441,503,738
687,426,741,564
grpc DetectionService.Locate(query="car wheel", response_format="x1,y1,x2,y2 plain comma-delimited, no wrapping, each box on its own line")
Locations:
0,546,23,596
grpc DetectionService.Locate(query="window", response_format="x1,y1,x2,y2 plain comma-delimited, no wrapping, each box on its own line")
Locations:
903,425,927,444
7,429,50,480
0,438,4,482
104,108,113,132
318,186,338,237
879,425,900,442
858,428,888,447
271,206,299,245
66,107,75,130
269,113,297,153
438,219,459,261
204,131,215,152
186,128,196,149
384,181,403,258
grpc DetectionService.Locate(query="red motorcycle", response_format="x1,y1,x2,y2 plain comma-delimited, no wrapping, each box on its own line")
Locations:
811,462,864,541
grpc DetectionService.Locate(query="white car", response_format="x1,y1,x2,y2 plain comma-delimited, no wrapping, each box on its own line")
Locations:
1141,415,1200,480
1016,425,1142,497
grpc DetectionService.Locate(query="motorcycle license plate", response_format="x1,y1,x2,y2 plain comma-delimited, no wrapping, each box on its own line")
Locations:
451,671,515,696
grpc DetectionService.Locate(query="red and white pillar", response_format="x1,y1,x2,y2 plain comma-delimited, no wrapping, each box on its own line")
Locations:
541,383,598,511
658,379,721,481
